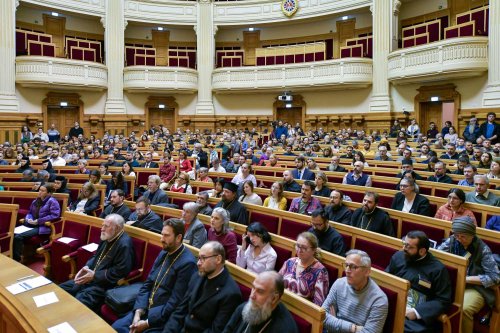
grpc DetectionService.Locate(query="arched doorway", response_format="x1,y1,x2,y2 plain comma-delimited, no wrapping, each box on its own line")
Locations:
145,96,178,132
42,92,83,136
273,94,306,130
414,84,460,135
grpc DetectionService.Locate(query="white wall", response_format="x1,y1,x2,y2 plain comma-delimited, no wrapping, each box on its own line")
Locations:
124,93,197,115
125,25,196,43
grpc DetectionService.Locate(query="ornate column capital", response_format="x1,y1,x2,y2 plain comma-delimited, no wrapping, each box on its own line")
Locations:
393,0,401,15
124,19,128,30
100,16,106,28
15,0,20,9
213,25,218,36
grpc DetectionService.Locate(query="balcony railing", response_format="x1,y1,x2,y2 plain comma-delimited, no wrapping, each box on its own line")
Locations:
388,37,488,84
212,58,373,92
16,56,108,90
123,66,198,93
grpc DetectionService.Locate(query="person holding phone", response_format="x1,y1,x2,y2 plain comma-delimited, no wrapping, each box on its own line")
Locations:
236,222,277,274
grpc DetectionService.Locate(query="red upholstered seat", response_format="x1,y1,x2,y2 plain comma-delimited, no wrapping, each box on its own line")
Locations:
427,21,440,42
265,56,275,65
145,57,155,66
322,262,339,287
135,56,146,66
256,57,265,66
179,58,188,67
125,48,135,66
28,41,42,56
83,49,95,62
351,45,362,57
136,48,145,55
125,237,146,282
403,29,415,37
304,53,314,62
291,313,312,333
403,38,415,48
354,238,397,270
248,212,279,234
285,54,294,64
380,286,398,333
0,211,14,255
276,55,285,65
238,283,252,301
279,218,309,240
295,54,304,63
460,23,475,36
273,245,292,272
415,34,428,46
401,220,445,245
71,48,84,60
16,31,27,55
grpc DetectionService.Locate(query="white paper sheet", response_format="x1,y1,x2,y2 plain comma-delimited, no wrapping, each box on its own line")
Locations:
25,276,51,288
14,225,33,234
6,276,52,295
47,322,77,333
6,283,27,295
57,237,77,244
33,291,59,307
81,242,98,252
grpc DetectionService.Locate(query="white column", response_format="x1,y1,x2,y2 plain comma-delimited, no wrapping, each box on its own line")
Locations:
0,0,20,112
483,0,500,107
195,0,215,115
103,0,126,114
369,0,392,112
391,0,401,51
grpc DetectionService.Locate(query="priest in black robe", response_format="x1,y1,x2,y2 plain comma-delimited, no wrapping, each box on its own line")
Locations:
60,214,135,313
214,182,248,225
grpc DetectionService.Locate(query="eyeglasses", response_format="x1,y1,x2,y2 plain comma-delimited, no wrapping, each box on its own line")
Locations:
342,263,366,271
401,239,417,250
197,254,219,262
295,244,311,251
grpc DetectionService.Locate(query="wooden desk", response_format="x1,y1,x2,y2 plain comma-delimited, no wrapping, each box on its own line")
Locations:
0,254,114,333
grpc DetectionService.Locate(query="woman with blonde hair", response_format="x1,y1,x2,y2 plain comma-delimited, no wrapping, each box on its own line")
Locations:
314,171,331,198
263,181,287,210
169,171,193,194
279,231,329,306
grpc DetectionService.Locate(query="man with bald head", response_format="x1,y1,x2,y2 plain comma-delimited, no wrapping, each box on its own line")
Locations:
162,241,242,333
283,170,301,193
223,271,299,333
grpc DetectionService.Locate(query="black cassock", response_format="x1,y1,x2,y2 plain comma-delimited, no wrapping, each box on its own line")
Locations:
60,231,135,313
385,251,452,333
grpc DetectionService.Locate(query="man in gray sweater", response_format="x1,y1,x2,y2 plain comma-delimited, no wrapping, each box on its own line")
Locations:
322,250,388,333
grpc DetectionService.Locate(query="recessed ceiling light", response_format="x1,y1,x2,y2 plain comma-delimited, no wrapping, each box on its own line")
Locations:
342,16,349,20
159,104,165,109
158,27,164,31
51,12,59,17
60,101,68,107
249,27,255,32
431,96,439,102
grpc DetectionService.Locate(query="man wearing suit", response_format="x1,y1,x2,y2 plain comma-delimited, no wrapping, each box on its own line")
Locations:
126,197,163,233
182,202,207,248
142,175,169,207
100,189,131,220
60,214,135,313
426,162,453,184
162,241,242,333
292,156,315,180
142,152,159,168
112,218,197,333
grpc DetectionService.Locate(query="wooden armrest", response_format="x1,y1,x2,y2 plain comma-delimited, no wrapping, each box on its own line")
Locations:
36,244,52,277
18,219,25,224
493,286,500,312
117,268,143,286
62,251,78,280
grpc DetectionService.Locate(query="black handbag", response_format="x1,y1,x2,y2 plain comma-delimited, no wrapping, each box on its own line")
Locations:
104,283,143,316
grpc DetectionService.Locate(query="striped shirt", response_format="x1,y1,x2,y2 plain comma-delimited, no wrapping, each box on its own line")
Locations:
322,277,388,333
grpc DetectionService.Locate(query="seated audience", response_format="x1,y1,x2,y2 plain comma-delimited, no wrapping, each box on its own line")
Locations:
68,182,100,215
15,156,33,173
121,161,136,177
196,191,213,216
458,164,477,187
314,171,331,198
222,271,299,333
386,231,452,333
325,189,352,225
282,170,301,193
159,157,177,190
13,183,61,262
162,241,242,333
391,178,430,216
292,156,316,180
263,181,287,210
142,175,170,207
214,182,248,225
239,180,263,205
441,143,459,160
207,208,237,263
209,157,226,172
485,215,500,231
350,192,395,237
327,155,346,172
435,188,477,225
100,189,131,220
105,171,128,202
178,150,193,173
209,177,224,198
465,175,500,206
322,250,389,333
170,172,193,194
289,180,323,216
426,161,453,183
75,159,90,174
112,218,197,333
352,151,369,167
231,163,257,188
182,202,207,248
309,208,345,256
478,152,493,169
437,216,500,333
60,214,134,313
141,152,159,168
236,222,277,274
196,167,212,183
343,161,372,187
279,231,329,306
88,169,105,185
487,160,499,179
126,197,163,233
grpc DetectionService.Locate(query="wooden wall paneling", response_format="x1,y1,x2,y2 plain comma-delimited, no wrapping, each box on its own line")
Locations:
145,96,178,131
243,30,260,66
336,18,356,58
43,14,65,57
401,9,450,27
152,30,169,66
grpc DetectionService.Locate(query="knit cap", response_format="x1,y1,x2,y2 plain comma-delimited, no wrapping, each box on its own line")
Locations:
452,216,476,235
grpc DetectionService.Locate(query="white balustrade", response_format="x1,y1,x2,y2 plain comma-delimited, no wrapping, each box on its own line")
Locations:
212,59,372,91
16,56,108,90
123,66,198,93
388,37,489,84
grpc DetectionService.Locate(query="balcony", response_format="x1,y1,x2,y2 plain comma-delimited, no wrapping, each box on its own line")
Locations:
388,37,488,84
16,56,108,90
123,66,198,93
212,58,373,92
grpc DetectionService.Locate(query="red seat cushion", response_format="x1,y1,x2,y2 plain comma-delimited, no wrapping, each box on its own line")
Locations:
279,218,309,240
380,286,398,333
354,239,397,270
